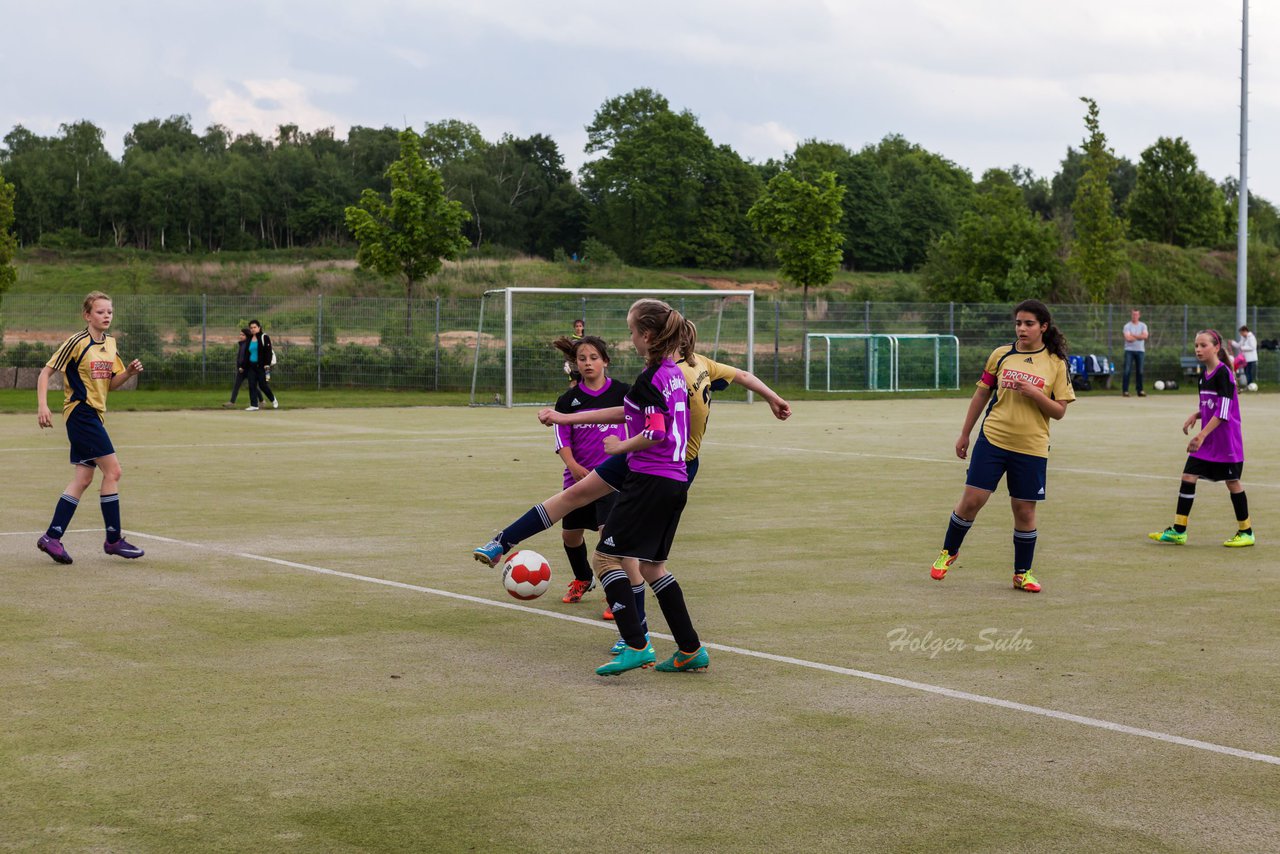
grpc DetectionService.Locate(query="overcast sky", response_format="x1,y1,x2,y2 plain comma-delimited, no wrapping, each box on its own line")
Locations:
2,0,1275,200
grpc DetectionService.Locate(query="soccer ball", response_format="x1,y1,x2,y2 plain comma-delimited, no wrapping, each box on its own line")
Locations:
1154,380,1165,391
1248,382,1258,392
502,550,552,600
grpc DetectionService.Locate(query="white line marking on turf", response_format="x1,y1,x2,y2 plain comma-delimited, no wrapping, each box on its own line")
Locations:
97,530,1280,767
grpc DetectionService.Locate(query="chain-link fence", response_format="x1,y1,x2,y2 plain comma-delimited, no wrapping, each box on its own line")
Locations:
2,293,1276,392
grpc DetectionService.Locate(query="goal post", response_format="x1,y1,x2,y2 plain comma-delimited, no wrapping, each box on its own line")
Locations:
804,333,959,392
470,288,756,407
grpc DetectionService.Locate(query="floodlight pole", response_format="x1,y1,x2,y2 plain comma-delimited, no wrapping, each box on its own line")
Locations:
1236,0,1249,330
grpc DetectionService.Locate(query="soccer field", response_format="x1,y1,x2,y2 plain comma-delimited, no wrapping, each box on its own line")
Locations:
1,396,1277,852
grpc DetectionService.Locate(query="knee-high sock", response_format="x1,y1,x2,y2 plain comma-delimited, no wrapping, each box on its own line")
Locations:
651,574,700,653
100,493,122,544
942,512,973,555
498,504,553,551
632,584,647,633
1013,528,1037,573
46,494,79,539
1230,491,1251,533
563,541,591,582
599,569,646,648
1174,480,1196,532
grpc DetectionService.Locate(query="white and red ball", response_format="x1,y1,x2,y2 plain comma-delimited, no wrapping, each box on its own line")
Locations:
502,550,552,600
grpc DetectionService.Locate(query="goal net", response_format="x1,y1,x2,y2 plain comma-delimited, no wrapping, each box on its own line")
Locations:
805,333,959,392
469,288,756,406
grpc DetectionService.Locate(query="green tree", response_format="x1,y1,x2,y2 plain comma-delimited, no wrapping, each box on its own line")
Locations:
1068,98,1127,303
344,128,469,325
1127,136,1225,248
580,88,763,268
0,167,17,299
1050,146,1135,217
923,169,1062,302
864,135,974,270
789,140,901,271
747,170,845,332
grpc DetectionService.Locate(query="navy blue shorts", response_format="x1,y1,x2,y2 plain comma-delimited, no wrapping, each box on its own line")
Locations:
65,403,115,466
594,453,700,490
966,432,1047,501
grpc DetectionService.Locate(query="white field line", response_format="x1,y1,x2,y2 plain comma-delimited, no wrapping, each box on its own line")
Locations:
17,527,1265,768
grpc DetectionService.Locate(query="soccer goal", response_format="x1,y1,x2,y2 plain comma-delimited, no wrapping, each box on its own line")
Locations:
469,288,756,407
804,333,960,392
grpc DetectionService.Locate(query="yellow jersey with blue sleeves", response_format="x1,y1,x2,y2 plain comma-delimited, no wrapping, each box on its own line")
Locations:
977,344,1074,458
46,329,125,419
679,354,738,461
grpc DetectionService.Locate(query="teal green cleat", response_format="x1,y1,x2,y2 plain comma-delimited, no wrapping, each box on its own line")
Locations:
655,646,710,672
596,642,656,676
1148,527,1187,545
610,633,648,656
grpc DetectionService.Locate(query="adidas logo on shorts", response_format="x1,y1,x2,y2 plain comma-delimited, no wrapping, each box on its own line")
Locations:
603,536,615,546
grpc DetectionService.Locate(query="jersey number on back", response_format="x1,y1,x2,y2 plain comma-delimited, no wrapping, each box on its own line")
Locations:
670,401,688,462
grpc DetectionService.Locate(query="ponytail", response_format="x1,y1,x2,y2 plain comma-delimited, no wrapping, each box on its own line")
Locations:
628,298,691,366
552,334,611,365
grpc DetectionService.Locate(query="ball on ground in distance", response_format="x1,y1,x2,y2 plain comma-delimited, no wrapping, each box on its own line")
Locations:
502,550,552,600
1154,380,1165,391
1248,382,1258,392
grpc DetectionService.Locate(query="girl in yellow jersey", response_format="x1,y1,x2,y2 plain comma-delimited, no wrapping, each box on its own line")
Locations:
930,299,1074,593
35,292,146,564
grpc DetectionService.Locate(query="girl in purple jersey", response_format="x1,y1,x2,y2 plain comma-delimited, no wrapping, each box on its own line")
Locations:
548,335,629,605
591,299,707,676
1150,330,1254,547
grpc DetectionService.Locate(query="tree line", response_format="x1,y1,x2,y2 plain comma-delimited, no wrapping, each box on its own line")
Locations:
3,88,1280,301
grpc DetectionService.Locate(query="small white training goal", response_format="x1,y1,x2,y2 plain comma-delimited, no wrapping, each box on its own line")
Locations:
805,333,960,392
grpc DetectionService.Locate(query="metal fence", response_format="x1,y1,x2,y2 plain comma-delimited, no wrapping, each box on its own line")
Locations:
2,294,1276,391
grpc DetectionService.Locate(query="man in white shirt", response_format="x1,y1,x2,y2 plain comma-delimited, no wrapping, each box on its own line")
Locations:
1122,309,1149,398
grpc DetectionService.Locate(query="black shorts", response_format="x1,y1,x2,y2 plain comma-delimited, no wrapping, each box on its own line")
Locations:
1183,456,1243,482
65,403,114,466
563,492,617,532
595,472,688,563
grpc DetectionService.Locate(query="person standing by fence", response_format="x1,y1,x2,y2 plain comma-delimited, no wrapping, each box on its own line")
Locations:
1122,309,1149,398
1232,325,1258,387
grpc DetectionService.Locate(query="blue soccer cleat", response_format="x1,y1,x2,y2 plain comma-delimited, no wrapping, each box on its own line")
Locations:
472,538,504,568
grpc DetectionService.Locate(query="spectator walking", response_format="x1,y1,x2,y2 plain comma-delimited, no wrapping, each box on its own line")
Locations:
222,328,251,408
244,320,278,411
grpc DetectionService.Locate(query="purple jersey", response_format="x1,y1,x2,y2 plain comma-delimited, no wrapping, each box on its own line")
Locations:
552,378,629,488
623,359,689,481
1192,362,1244,464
